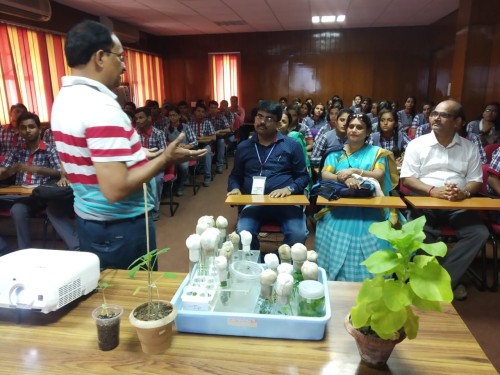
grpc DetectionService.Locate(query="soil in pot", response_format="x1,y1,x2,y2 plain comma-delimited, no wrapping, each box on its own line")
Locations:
132,300,173,321
92,304,124,351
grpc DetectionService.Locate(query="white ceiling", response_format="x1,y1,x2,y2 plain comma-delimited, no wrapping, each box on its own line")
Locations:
53,0,459,36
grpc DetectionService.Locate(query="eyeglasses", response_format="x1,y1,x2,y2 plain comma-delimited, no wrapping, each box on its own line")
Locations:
485,108,498,113
255,113,276,124
430,111,455,119
103,50,126,62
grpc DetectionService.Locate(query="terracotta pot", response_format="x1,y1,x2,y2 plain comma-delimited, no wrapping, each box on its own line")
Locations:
129,300,177,354
344,314,406,368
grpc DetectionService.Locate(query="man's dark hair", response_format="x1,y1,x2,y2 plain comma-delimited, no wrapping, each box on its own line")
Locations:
145,100,159,109
135,106,151,117
18,111,41,128
65,20,114,67
258,100,282,121
123,101,136,110
10,103,27,113
208,100,218,107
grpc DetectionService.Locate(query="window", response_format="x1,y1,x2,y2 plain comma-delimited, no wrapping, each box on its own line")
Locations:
0,23,165,125
209,53,240,104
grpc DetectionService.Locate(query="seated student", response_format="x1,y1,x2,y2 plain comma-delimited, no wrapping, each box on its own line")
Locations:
310,109,351,167
303,103,328,139
370,109,411,167
486,148,500,221
207,100,230,174
349,94,362,114
227,100,309,259
412,102,432,127
165,106,198,196
0,112,78,250
286,105,313,151
315,106,341,140
315,113,399,281
219,100,236,150
400,99,489,300
187,103,216,187
0,103,27,156
466,102,500,147
135,106,167,221
397,96,416,133
278,111,312,191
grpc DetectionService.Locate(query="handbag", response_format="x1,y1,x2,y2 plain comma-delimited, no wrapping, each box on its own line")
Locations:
32,184,74,202
309,179,374,203
309,146,375,203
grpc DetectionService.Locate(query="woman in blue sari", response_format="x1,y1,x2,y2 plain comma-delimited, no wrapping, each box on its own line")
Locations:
315,113,399,281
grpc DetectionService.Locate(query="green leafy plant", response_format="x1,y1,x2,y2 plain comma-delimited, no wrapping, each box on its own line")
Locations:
97,281,110,308
128,247,177,320
350,216,453,340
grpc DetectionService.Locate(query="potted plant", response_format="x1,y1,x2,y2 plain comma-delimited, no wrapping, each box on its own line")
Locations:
344,216,453,368
91,281,123,351
128,247,178,354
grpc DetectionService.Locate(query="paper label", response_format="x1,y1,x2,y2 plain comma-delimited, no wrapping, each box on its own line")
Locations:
227,318,258,328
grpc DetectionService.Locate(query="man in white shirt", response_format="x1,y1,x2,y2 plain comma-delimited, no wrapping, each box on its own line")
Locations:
400,99,489,300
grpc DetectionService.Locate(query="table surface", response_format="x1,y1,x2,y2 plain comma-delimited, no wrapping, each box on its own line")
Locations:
317,195,407,208
0,185,34,195
404,196,500,210
0,269,495,375
225,194,310,205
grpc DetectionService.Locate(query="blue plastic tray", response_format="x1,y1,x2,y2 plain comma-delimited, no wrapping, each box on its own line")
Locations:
171,267,331,340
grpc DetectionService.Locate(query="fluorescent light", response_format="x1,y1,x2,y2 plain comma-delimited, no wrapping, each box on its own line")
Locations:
321,15,336,23
312,16,320,24
337,14,346,22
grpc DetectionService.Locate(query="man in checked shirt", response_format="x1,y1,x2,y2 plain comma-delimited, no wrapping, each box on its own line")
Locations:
135,106,167,221
0,112,78,250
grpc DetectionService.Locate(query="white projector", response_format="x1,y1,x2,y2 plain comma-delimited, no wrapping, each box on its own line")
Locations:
0,249,100,313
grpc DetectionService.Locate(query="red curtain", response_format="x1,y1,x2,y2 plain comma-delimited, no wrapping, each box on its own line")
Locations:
0,23,165,124
209,53,240,104
122,49,165,107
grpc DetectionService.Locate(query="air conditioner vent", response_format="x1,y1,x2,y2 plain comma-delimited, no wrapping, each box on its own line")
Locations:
214,20,247,27
0,0,52,22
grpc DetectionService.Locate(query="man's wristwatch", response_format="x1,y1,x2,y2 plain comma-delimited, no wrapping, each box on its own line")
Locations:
463,189,471,199
286,186,295,193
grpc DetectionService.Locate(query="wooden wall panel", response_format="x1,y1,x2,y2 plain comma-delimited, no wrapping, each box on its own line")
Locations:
162,27,432,120
486,22,500,103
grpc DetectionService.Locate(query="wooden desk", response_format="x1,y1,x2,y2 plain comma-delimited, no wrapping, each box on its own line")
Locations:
405,196,500,210
198,136,214,143
0,185,34,195
317,195,406,208
225,194,310,206
0,270,494,374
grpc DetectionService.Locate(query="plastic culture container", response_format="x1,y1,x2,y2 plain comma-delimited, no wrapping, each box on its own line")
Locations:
298,280,325,317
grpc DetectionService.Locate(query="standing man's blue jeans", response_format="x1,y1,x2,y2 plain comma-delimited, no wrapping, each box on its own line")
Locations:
236,205,307,252
77,214,157,270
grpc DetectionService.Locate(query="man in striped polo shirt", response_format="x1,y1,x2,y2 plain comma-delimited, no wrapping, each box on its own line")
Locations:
51,20,206,269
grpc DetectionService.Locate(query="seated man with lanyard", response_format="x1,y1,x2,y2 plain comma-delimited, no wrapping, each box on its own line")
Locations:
0,111,78,250
227,100,309,261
